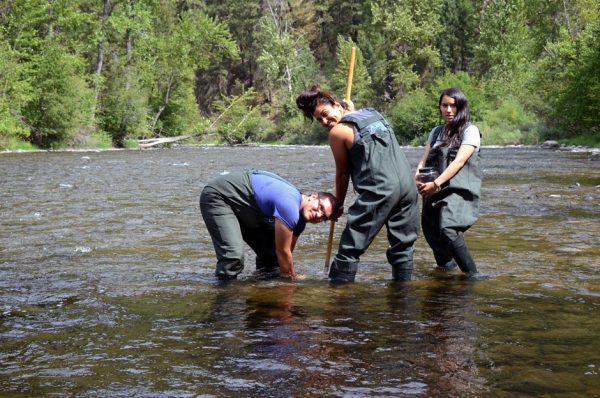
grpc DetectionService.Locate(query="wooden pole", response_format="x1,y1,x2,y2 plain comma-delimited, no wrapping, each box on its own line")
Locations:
325,46,356,274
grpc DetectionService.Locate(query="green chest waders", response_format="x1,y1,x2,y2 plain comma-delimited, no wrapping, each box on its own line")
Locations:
422,139,482,277
329,109,420,282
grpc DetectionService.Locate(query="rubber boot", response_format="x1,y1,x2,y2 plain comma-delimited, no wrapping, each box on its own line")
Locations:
329,257,358,283
433,251,457,271
215,259,243,280
448,235,483,280
391,260,413,281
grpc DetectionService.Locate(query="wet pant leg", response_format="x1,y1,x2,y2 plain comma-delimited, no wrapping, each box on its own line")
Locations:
444,232,478,275
242,222,279,271
200,186,245,279
422,199,457,269
330,191,389,282
386,192,420,281
438,194,479,275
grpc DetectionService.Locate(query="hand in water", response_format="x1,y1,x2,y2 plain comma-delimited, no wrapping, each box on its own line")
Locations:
281,273,306,281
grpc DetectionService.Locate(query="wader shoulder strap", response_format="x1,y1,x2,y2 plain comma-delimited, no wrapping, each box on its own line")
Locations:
341,108,392,139
430,125,445,146
341,108,388,130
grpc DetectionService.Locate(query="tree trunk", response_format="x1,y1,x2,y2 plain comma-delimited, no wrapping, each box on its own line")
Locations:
92,0,111,123
150,75,174,134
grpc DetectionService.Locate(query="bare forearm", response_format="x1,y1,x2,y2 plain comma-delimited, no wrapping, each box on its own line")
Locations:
335,171,350,206
276,249,295,277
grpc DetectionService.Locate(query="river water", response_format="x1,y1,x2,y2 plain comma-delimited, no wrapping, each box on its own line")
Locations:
1,145,599,397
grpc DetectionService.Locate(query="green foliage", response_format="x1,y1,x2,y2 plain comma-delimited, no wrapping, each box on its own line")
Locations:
554,21,600,134
278,113,327,144
145,7,238,137
24,41,93,148
437,0,477,73
361,0,443,98
478,97,540,145
212,89,274,144
0,36,32,149
387,88,438,145
90,131,113,149
0,0,599,149
559,133,600,147
255,14,320,115
2,137,37,151
100,65,149,146
331,36,374,107
473,0,531,95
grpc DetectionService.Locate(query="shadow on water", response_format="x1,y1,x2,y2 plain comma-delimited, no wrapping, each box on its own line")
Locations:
1,146,599,397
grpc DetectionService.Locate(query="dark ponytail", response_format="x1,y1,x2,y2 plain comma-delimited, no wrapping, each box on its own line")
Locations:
296,85,349,120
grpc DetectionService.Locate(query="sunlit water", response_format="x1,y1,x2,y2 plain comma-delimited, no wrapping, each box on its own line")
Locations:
1,146,599,397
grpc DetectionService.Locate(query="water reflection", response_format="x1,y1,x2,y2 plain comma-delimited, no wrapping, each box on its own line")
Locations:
419,281,486,397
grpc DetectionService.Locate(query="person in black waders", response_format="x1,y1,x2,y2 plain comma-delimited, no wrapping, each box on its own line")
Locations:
415,88,486,280
296,85,420,283
200,169,337,281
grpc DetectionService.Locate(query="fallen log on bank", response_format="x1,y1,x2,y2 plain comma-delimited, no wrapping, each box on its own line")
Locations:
138,134,196,148
138,95,242,148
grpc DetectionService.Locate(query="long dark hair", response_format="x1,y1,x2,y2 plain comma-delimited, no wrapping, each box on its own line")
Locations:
439,88,470,147
296,85,350,121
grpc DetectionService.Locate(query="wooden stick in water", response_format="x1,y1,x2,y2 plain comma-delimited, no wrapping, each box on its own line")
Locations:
325,46,356,274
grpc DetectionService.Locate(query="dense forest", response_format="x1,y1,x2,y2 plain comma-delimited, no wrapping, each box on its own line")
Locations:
0,0,599,150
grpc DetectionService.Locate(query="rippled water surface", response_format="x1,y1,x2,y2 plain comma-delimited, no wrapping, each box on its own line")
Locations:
1,146,599,397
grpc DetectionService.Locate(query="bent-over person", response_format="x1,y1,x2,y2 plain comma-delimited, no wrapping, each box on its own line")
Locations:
200,169,336,281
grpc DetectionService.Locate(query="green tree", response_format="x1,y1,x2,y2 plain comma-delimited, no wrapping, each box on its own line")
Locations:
331,36,374,107
98,0,154,146
212,88,274,144
555,21,600,134
0,34,32,149
360,0,443,100
254,11,319,117
24,41,93,147
437,0,478,73
473,0,531,94
145,5,239,138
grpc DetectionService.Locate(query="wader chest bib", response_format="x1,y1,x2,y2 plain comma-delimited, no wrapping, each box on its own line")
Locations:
424,126,482,232
330,108,419,282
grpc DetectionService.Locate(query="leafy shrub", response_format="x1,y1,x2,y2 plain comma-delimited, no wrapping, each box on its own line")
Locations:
480,97,540,145
387,88,438,145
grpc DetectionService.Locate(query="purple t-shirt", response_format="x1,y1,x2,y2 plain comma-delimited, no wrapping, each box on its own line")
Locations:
250,172,307,236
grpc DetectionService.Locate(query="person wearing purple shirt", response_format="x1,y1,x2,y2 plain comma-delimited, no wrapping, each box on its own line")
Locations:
200,169,336,280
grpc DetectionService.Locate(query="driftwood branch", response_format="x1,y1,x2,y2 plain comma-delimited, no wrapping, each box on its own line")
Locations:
138,91,245,148
138,133,200,148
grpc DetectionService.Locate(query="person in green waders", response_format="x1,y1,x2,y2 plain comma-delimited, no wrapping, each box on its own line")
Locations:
415,88,486,280
296,85,420,283
200,169,337,281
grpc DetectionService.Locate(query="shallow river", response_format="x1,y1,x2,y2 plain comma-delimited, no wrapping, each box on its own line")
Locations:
1,145,599,397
